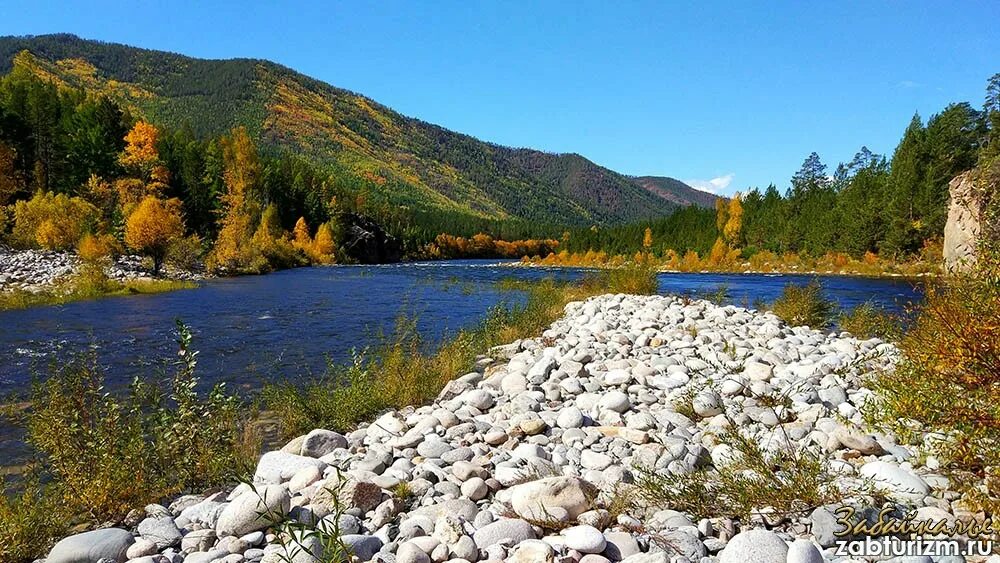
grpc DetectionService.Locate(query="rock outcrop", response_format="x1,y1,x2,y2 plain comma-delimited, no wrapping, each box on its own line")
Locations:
340,213,402,264
943,171,982,272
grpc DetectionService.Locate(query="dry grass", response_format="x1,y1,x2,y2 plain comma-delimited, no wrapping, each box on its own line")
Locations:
635,429,843,521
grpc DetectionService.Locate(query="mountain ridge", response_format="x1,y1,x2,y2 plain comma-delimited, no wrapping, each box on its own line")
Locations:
0,33,716,227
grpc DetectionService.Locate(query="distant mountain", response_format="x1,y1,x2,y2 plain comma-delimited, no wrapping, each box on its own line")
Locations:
632,176,718,208
0,34,714,226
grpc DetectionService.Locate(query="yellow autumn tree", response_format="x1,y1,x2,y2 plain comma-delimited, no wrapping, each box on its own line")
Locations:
210,127,262,273
709,237,729,265
313,222,336,264
117,122,169,212
292,217,312,249
723,194,743,244
715,197,729,234
77,233,118,263
120,121,160,173
125,196,185,274
643,227,653,250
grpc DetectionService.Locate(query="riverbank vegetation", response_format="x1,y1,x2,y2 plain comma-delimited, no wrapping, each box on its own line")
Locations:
1,323,257,561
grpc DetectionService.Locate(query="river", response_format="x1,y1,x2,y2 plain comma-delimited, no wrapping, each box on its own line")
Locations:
1,260,921,397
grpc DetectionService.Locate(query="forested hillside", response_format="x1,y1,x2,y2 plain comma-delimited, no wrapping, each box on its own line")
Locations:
633,176,718,208
0,34,707,230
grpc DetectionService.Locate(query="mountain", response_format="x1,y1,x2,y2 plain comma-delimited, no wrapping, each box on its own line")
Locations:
0,34,714,227
632,176,718,208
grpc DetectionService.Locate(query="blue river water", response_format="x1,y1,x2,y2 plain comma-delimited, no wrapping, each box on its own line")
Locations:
0,260,921,398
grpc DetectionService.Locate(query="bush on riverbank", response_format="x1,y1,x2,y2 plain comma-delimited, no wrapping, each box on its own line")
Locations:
0,473,70,563
636,428,843,520
864,259,1000,514
770,279,835,328
0,323,258,557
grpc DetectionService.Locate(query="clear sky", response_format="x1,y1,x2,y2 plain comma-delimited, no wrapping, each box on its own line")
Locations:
2,1,998,195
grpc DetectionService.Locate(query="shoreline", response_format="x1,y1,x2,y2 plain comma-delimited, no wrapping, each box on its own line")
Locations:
29,292,965,563
499,259,939,281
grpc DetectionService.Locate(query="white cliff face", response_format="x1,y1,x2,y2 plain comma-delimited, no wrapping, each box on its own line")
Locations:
943,171,982,272
48,294,964,563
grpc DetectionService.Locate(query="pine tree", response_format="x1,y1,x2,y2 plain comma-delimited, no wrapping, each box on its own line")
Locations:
884,114,927,255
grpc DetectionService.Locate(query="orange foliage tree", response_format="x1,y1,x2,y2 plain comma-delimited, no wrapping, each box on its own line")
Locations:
125,196,185,274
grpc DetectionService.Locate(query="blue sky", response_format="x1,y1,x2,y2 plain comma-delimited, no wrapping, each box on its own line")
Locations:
2,1,998,195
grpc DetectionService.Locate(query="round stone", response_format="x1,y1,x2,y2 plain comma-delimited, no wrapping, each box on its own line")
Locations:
563,525,607,554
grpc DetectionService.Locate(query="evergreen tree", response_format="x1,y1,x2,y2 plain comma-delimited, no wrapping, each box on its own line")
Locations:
884,114,927,255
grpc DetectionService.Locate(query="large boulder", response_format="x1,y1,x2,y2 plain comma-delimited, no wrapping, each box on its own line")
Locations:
859,461,930,501
136,516,182,549
216,484,291,537
509,476,596,523
47,528,135,563
312,477,384,513
300,429,348,458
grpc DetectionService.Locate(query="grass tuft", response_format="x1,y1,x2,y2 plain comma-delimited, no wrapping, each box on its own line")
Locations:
635,429,842,521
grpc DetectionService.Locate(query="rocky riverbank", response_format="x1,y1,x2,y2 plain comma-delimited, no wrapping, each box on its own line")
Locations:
0,247,202,292
42,294,986,563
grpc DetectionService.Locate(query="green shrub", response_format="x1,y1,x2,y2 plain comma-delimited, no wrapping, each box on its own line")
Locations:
702,283,730,305
591,262,659,296
837,301,902,340
771,279,835,328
